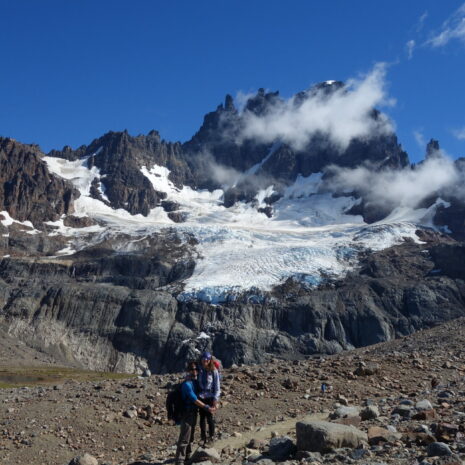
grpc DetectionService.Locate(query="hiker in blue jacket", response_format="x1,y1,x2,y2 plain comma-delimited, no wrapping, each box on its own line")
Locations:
175,361,216,465
198,351,221,445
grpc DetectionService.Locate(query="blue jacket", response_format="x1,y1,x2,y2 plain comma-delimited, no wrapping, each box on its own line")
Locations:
181,379,199,409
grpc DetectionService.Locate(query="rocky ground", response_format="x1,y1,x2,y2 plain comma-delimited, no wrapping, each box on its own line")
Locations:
1,318,465,465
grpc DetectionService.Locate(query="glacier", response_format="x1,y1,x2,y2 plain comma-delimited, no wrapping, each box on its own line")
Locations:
41,156,433,303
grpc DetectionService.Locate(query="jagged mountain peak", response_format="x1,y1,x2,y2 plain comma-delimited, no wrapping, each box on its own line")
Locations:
2,88,465,378
0,137,78,224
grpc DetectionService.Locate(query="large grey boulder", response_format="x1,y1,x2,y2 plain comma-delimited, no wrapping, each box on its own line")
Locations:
296,420,367,453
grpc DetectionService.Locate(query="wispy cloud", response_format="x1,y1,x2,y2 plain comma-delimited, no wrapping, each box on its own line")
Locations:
239,63,394,152
413,129,426,147
416,11,428,33
452,126,465,140
327,155,460,209
427,3,465,48
406,39,416,59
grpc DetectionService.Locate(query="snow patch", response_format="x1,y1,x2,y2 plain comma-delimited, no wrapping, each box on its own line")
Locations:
56,245,76,256
39,160,434,303
0,210,40,233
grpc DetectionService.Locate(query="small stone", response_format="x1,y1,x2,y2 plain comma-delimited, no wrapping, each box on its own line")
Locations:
416,399,433,411
360,405,379,420
392,405,412,418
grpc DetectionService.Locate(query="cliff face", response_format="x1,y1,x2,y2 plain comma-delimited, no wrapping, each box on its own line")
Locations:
0,138,79,224
49,130,192,216
1,228,464,373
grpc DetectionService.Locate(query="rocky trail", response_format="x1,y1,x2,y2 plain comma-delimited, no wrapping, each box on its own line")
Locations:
1,318,465,465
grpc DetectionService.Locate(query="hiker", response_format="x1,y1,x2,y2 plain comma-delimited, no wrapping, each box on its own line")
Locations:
175,360,216,465
198,351,221,445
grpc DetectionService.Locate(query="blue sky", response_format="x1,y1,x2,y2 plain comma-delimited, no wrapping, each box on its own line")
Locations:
1,0,465,163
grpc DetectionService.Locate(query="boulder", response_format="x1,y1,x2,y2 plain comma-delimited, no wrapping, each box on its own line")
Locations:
392,405,412,418
68,454,98,465
427,442,453,457
367,426,402,445
412,409,436,420
354,362,380,376
416,399,433,411
330,405,360,419
267,436,295,461
360,405,380,420
190,447,221,463
296,420,367,453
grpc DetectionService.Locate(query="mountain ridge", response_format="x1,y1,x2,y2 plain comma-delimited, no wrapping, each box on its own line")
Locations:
1,82,465,373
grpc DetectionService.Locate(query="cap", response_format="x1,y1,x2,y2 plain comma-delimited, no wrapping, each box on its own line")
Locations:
201,351,212,360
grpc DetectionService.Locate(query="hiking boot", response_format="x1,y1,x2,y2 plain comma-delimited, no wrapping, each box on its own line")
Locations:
205,436,214,446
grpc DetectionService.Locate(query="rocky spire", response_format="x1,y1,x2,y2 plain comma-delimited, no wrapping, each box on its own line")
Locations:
426,139,442,160
224,94,236,112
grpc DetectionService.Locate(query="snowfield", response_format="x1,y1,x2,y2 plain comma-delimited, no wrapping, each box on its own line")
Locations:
40,156,437,303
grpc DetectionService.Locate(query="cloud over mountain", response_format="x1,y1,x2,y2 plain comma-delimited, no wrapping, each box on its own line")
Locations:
240,64,394,151
327,154,460,209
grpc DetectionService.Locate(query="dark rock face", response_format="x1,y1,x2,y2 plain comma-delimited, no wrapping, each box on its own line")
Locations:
433,200,465,241
44,85,410,219
426,138,441,159
183,93,272,175
1,229,465,373
49,130,193,216
184,88,408,188
429,156,465,240
0,138,79,224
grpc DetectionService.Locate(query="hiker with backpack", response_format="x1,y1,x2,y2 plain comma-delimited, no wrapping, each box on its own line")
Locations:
174,360,216,465
198,351,221,446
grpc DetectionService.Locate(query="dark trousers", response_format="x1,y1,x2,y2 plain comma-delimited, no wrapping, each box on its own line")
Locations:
199,397,215,441
175,408,197,464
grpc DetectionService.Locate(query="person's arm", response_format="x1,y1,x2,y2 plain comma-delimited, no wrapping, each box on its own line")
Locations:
194,398,215,413
182,382,215,413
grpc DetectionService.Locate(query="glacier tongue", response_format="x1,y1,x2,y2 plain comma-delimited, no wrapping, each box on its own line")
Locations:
43,157,424,303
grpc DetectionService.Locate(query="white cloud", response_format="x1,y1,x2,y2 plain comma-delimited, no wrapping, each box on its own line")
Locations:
235,90,258,112
416,11,428,32
452,126,465,140
413,130,426,147
239,63,394,151
406,40,416,59
427,3,465,47
327,155,460,209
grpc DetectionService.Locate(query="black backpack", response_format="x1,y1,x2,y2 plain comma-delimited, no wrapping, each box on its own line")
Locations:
166,382,185,422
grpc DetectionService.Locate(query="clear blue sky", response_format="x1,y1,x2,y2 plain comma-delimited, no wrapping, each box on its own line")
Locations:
1,0,465,163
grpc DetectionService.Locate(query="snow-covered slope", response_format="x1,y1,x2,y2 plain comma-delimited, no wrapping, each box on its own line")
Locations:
41,156,440,303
